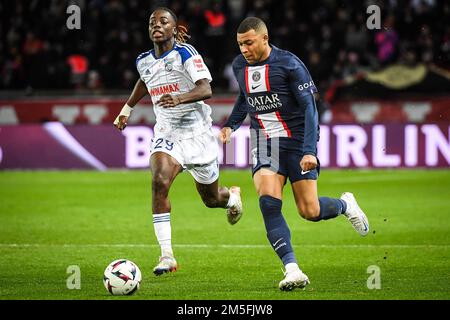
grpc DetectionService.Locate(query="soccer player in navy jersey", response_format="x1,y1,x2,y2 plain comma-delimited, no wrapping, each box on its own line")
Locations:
219,17,370,291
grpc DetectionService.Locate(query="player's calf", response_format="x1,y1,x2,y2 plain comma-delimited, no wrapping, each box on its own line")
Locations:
196,182,229,208
297,197,347,222
297,202,320,221
201,196,222,208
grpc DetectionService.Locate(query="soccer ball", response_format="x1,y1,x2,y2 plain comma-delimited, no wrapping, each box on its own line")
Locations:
103,259,142,295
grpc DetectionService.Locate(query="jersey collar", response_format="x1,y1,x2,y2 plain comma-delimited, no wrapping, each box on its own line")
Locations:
151,43,178,60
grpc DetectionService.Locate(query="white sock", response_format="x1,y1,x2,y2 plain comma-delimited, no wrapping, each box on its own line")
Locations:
285,263,300,273
153,212,173,257
226,189,238,208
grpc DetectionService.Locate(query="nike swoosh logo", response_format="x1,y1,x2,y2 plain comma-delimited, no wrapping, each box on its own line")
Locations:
272,238,283,247
362,220,369,232
251,84,261,90
301,170,310,175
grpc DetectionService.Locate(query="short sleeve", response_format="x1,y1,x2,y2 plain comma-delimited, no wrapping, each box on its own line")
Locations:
184,54,213,83
135,50,152,81
176,44,212,84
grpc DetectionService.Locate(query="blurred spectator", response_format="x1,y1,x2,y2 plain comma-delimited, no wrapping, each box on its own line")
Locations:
203,1,227,87
375,15,399,65
223,60,239,92
87,70,102,90
67,54,89,89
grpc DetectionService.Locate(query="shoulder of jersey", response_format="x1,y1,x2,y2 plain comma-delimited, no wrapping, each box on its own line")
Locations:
136,50,154,66
174,43,200,64
276,47,303,68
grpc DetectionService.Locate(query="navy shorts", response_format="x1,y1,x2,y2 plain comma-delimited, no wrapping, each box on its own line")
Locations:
251,138,320,183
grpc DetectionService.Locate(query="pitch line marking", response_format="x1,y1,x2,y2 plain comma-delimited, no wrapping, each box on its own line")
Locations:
0,244,449,249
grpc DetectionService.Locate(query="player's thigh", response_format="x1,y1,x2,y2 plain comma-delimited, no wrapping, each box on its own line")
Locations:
253,168,286,199
291,179,320,214
150,151,183,187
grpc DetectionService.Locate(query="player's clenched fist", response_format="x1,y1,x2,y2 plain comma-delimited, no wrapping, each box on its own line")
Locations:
300,154,317,171
113,104,133,131
114,115,128,131
219,127,232,144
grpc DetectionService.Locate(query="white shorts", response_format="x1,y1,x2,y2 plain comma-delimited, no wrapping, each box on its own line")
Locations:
150,129,219,185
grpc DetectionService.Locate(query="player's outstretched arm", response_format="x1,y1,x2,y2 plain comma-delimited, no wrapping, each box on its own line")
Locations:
157,79,211,108
113,79,148,131
220,91,248,142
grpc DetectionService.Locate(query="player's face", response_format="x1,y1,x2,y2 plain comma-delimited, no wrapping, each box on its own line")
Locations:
237,29,268,64
149,10,176,44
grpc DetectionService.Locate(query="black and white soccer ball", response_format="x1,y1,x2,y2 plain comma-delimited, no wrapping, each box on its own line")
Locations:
103,259,142,295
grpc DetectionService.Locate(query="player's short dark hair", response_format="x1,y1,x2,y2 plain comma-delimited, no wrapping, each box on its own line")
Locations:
237,17,267,34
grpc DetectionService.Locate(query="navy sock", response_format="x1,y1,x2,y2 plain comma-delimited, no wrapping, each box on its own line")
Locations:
259,195,297,266
315,197,347,221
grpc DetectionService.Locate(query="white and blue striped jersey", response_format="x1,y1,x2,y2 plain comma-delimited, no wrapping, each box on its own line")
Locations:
136,43,213,138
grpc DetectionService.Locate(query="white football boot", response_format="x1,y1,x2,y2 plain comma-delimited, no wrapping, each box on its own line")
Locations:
341,192,370,236
279,264,310,291
153,256,178,276
226,186,243,225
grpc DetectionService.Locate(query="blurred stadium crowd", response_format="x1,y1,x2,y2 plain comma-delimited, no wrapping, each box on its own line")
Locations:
1,0,448,94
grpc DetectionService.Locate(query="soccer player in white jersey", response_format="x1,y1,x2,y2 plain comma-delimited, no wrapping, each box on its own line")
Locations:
113,7,243,276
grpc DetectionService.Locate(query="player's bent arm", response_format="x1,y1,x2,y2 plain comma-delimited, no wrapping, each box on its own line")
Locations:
114,79,148,130
223,92,248,132
177,78,212,104
126,79,148,107
157,79,211,108
288,61,319,156
296,93,319,156
294,93,319,171
303,93,319,156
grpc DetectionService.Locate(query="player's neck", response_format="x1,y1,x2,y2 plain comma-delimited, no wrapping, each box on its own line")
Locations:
154,39,175,58
258,45,272,63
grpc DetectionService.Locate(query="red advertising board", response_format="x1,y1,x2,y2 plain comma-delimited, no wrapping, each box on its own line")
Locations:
0,97,449,124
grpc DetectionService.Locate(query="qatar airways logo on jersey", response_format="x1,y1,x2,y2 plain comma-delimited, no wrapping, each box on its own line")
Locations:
247,93,282,111
149,83,180,97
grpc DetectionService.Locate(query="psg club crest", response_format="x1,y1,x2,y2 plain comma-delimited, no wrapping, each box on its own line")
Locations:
252,71,261,82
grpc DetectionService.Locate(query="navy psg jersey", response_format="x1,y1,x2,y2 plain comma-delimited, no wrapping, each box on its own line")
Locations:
224,45,320,156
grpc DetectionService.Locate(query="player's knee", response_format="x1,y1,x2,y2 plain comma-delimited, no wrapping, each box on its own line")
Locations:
152,173,171,196
297,203,320,221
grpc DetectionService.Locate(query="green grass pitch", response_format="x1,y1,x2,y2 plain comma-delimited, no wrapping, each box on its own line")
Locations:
0,169,449,300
